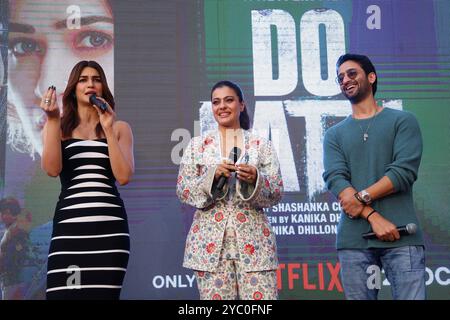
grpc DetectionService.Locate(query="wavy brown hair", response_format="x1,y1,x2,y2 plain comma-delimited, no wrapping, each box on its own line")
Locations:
61,61,115,139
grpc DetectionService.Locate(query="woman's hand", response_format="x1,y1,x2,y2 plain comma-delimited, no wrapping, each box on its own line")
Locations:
236,164,257,185
40,86,60,120
92,97,116,132
214,160,236,181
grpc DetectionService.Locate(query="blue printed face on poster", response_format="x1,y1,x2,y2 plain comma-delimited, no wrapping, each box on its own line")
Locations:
7,0,114,156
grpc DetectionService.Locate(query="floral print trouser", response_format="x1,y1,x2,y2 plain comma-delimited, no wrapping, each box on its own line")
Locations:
194,259,278,300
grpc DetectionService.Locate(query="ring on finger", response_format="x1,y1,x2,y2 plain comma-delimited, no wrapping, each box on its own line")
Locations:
44,99,50,105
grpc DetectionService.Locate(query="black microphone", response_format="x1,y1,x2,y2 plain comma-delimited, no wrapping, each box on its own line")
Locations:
89,95,108,112
212,146,241,200
362,223,417,239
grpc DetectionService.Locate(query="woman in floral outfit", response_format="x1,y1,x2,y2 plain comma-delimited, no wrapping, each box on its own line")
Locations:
176,81,283,300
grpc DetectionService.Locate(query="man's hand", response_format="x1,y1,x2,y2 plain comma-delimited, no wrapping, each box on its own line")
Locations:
339,187,364,219
367,212,400,242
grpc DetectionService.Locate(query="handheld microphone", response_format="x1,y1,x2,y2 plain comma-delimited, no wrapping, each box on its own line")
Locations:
89,95,108,112
212,146,241,200
362,223,417,239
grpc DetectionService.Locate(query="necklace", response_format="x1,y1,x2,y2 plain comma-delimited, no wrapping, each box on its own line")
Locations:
358,109,379,142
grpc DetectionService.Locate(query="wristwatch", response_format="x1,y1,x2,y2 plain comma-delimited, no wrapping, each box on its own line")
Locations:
359,189,372,205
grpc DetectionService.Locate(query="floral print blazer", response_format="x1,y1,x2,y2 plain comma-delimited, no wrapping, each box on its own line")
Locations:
176,129,283,272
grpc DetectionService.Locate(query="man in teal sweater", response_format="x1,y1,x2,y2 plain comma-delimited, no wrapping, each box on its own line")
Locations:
322,54,425,300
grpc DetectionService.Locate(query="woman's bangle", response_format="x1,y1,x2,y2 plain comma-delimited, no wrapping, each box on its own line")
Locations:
366,209,377,222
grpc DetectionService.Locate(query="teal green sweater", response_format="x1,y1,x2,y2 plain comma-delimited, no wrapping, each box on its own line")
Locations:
323,108,424,249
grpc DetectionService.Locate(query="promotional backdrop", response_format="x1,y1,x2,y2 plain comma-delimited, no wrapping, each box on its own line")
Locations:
0,0,449,299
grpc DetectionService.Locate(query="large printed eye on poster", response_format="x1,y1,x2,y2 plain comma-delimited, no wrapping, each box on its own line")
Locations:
1,0,113,300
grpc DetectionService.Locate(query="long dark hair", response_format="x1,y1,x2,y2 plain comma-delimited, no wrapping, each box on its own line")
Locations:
61,60,115,139
210,80,251,130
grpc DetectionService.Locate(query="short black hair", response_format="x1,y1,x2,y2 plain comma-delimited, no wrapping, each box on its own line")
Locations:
336,53,378,96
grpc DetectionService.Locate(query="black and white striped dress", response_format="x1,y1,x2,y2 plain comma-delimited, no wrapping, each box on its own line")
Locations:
46,138,130,300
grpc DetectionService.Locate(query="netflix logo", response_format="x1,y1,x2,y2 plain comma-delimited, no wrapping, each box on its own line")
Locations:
276,262,343,292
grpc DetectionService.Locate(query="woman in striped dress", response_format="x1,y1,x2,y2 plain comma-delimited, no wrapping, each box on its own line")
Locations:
40,60,134,299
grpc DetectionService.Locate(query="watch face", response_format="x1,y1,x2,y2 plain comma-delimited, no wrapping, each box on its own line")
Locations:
361,191,371,202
